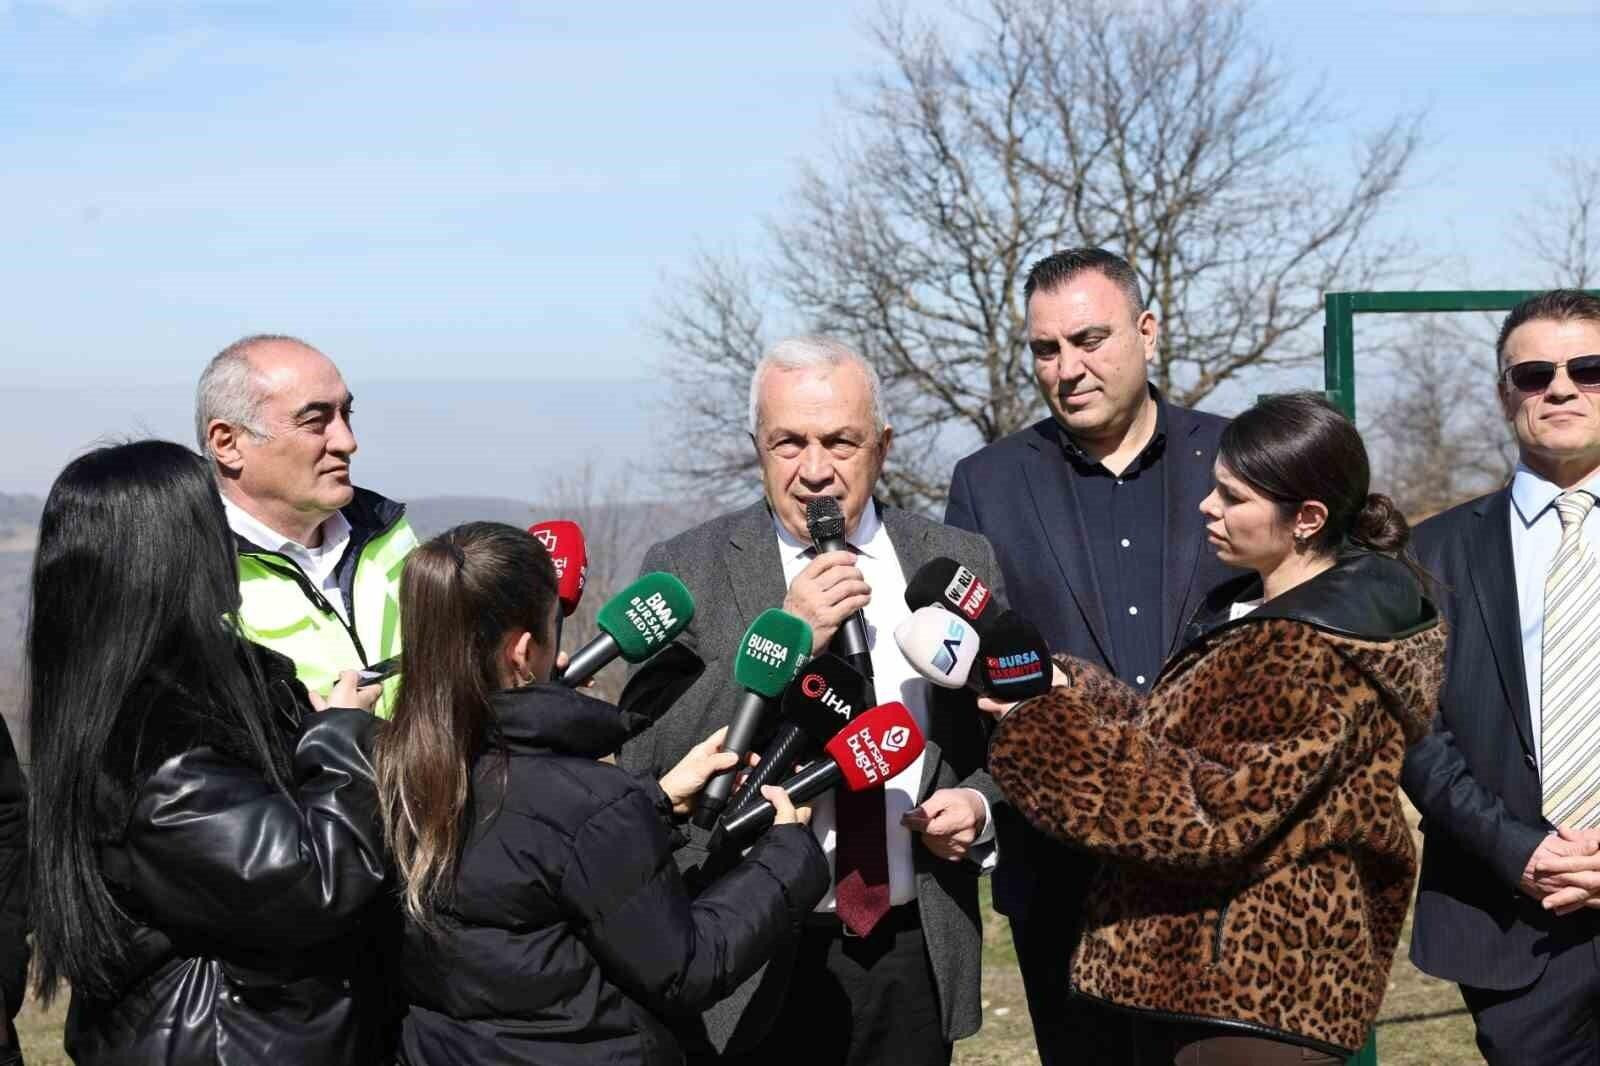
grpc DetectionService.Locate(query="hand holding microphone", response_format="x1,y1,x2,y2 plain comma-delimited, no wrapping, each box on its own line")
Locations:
724,654,868,816
896,604,1053,708
708,701,925,852
798,498,874,689
692,609,813,829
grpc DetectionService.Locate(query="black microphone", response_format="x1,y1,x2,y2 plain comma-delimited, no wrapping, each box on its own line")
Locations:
970,609,1053,701
805,497,874,694
708,701,925,852
904,556,1002,639
726,654,868,815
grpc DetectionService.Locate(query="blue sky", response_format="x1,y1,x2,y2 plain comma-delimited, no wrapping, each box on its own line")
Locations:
2,1,1597,494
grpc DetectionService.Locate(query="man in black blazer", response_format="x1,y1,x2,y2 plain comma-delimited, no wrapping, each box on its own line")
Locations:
620,337,1005,1066
1404,290,1600,1066
944,248,1234,1065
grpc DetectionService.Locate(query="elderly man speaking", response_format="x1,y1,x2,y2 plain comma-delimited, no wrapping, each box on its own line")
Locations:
619,336,1005,1066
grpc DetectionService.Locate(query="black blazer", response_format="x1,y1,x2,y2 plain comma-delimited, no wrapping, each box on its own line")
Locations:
945,401,1234,920
1402,487,1579,991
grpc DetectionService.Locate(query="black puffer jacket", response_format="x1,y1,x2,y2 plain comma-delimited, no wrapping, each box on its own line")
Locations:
65,648,394,1066
398,683,829,1066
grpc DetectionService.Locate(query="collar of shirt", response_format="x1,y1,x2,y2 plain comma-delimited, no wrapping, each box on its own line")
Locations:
221,495,352,571
1057,383,1169,474
1510,462,1600,529
772,497,886,560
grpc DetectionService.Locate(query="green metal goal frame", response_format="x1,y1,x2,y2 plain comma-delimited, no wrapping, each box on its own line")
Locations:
1320,288,1600,1066
1320,289,1599,418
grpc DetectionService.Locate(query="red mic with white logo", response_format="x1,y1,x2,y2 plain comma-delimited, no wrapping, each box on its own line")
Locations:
529,520,587,665
528,520,588,617
708,702,923,851
724,654,868,815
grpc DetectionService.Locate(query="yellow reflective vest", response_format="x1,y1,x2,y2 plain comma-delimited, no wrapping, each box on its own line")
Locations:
232,489,417,718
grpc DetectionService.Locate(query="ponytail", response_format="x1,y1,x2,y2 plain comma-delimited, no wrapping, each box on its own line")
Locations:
375,523,557,928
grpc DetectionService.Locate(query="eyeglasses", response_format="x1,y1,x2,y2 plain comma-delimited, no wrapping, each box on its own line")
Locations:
1501,355,1600,394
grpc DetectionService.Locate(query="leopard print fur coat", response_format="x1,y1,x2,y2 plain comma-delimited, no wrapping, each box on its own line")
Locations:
989,608,1445,1056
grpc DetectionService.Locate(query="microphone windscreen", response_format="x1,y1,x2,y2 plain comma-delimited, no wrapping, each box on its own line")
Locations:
822,701,924,790
893,605,980,689
595,572,696,662
529,520,588,617
977,609,1052,700
733,609,813,697
903,557,998,636
805,496,846,546
780,653,869,743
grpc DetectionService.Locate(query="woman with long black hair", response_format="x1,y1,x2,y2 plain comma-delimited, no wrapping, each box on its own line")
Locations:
377,522,828,1066
26,440,392,1065
988,393,1448,1065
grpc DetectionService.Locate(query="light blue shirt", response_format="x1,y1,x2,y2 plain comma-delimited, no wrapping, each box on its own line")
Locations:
1509,464,1600,772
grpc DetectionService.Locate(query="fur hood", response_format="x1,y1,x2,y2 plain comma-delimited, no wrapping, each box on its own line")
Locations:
989,555,1446,1056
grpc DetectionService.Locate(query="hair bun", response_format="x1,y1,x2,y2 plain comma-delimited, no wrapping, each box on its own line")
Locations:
1350,493,1409,554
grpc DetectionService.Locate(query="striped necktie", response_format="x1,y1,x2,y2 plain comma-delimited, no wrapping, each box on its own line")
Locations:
1540,489,1600,827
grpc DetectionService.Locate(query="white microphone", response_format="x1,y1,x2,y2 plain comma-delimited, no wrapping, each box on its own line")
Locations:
893,605,981,690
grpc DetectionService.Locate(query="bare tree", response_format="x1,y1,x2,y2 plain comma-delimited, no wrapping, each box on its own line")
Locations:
658,0,1420,512
536,465,696,704
1367,317,1513,521
1516,155,1600,288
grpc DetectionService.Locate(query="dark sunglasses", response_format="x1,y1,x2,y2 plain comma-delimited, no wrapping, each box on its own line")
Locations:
1501,355,1600,394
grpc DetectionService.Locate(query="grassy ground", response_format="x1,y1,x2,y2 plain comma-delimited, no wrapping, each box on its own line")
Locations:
13,891,1476,1066
14,809,1481,1066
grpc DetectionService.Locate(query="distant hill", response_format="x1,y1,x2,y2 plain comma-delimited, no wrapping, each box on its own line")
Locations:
0,494,41,551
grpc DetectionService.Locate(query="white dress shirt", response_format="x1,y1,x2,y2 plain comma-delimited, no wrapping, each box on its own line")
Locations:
774,502,995,911
222,495,354,624
1509,464,1600,772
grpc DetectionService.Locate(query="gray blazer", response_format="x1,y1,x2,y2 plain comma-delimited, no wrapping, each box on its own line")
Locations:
617,498,1005,1050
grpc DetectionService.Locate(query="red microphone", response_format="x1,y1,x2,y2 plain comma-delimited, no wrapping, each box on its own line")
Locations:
528,520,588,616
708,702,924,851
529,520,588,664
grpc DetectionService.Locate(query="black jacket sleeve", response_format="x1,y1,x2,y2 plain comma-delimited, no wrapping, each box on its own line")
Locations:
0,718,27,1061
559,782,828,1016
113,708,388,953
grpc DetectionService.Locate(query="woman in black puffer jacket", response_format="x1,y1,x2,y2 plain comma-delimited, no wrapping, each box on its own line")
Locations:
377,522,829,1066
25,441,393,1065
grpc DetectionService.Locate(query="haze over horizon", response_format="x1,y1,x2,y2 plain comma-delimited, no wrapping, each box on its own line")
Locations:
3,1,1596,496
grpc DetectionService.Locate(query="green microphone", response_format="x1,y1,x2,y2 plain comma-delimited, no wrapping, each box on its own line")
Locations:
691,608,813,829
559,572,696,687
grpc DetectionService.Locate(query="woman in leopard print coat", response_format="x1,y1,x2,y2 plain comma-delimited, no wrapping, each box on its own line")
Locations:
989,394,1447,1065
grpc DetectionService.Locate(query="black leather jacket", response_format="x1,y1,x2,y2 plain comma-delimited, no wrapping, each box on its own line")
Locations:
65,651,393,1066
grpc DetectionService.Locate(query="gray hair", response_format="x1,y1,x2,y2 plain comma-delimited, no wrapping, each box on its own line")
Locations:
194,334,304,452
747,336,887,436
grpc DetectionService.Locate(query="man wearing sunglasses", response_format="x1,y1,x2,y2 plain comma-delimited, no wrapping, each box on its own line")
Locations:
1405,289,1600,1065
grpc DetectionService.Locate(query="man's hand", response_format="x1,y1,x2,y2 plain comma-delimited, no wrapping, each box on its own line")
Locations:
783,550,870,653
1527,826,1600,914
658,726,741,816
309,669,381,713
903,788,987,862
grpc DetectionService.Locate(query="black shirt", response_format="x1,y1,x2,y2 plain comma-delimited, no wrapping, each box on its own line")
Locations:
1057,390,1169,691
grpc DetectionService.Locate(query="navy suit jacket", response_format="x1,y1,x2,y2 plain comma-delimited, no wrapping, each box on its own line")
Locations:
1402,487,1589,991
945,402,1233,920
